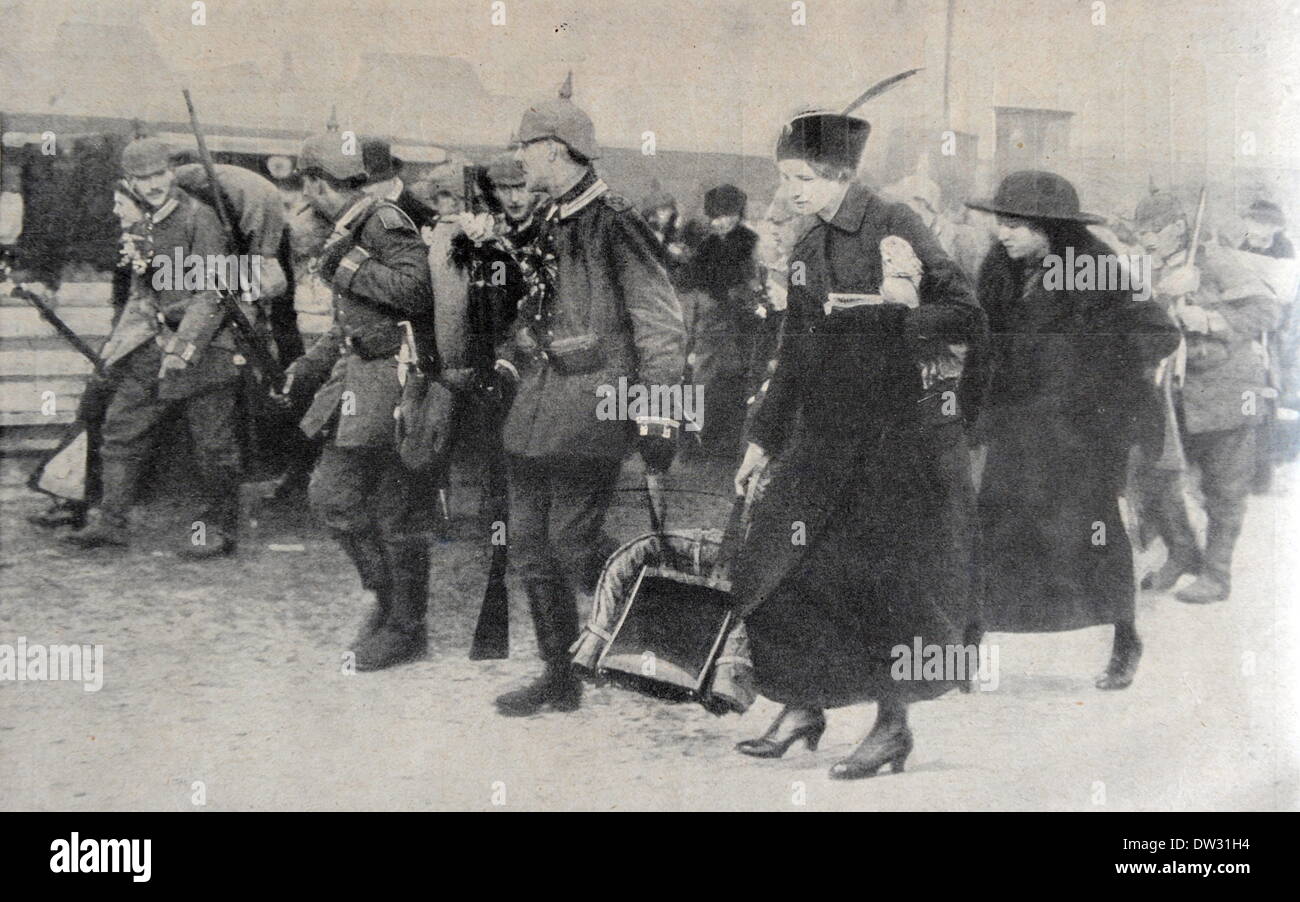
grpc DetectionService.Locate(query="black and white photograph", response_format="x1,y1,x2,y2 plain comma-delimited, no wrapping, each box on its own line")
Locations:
0,0,1296,854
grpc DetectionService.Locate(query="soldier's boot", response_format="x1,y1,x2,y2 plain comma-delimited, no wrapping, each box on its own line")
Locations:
62,507,130,548
495,581,581,716
177,466,241,560
1176,514,1238,604
354,539,429,672
28,500,88,530
337,531,394,647
64,458,134,549
1142,543,1203,592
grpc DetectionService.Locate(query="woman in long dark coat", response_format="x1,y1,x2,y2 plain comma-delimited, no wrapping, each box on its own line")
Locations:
967,171,1180,689
731,109,987,780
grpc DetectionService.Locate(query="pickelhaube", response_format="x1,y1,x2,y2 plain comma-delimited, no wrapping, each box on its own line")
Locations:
1132,190,1186,232
121,137,173,177
297,133,367,181
516,97,599,161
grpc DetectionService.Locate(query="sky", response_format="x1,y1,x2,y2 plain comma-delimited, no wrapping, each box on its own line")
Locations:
6,0,1300,161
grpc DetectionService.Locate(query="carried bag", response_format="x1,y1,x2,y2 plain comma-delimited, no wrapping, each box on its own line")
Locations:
394,321,455,472
575,476,756,715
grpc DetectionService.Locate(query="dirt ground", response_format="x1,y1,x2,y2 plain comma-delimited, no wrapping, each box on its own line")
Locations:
1,452,1297,811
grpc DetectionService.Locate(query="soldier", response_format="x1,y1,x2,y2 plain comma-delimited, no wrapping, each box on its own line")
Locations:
491,96,686,715
361,137,438,232
1134,191,1282,603
280,134,437,671
64,137,245,558
172,155,303,366
445,154,537,527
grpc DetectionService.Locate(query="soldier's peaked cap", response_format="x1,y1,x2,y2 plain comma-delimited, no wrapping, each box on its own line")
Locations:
297,133,367,181
485,152,526,187
516,97,599,161
121,137,173,176
776,110,870,172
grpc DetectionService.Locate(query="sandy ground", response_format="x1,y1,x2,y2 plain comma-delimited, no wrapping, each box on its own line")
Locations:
1,453,1297,812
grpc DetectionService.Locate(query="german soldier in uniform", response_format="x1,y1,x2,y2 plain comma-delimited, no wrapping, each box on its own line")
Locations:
491,97,687,715
65,137,245,558
1134,191,1281,603
282,134,437,671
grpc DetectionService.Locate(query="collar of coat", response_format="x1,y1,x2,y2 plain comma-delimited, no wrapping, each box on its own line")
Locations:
819,182,878,234
148,194,181,225
547,169,608,221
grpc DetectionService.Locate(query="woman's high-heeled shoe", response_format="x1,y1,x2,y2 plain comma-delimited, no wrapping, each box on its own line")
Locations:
828,724,913,780
736,707,827,759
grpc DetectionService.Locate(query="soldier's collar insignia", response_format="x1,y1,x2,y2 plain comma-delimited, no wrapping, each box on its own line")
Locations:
149,196,179,224
557,177,608,220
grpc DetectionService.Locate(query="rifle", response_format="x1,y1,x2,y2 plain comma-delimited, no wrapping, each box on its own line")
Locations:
465,163,511,660
181,88,285,389
1,260,107,378
1151,187,1206,472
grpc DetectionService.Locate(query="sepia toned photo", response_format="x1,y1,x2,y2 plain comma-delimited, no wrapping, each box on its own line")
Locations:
1,0,1297,835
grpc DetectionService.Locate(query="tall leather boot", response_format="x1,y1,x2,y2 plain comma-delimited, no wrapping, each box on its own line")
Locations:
494,580,581,716
354,538,430,672
1176,513,1239,604
64,457,135,549
178,466,241,559
336,531,393,647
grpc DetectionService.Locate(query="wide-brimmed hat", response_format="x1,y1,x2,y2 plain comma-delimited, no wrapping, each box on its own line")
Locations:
966,170,1103,224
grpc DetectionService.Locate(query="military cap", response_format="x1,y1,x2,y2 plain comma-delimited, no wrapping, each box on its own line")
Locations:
485,152,526,187
516,97,599,161
121,137,173,177
776,110,870,172
1245,199,1286,228
361,137,402,183
1132,191,1187,232
704,184,747,219
297,133,367,181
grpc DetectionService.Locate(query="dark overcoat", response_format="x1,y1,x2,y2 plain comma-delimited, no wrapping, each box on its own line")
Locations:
731,183,987,709
496,170,686,460
976,232,1180,633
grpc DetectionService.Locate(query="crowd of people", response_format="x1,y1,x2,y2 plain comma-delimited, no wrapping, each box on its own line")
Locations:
18,90,1297,781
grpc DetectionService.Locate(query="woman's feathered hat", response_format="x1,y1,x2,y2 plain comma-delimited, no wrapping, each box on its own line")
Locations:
776,108,871,171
